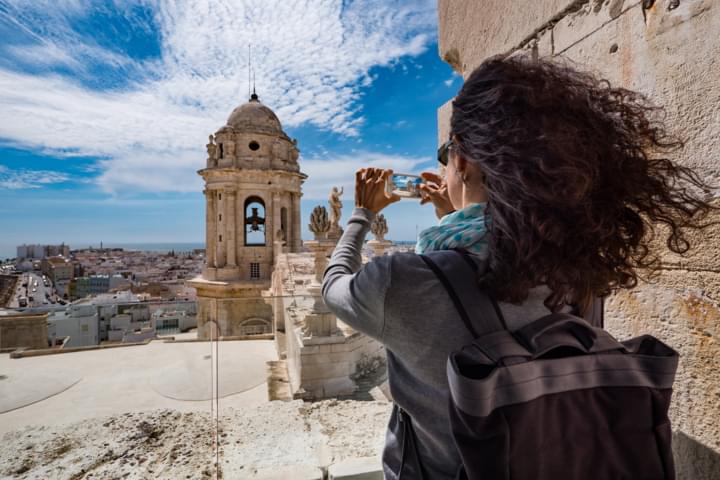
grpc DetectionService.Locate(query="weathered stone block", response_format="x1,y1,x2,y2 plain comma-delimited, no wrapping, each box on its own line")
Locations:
328,456,383,480
300,376,356,398
300,351,352,365
437,99,453,148
537,27,553,57
438,0,577,75
330,342,352,353
300,345,320,355
301,362,351,381
251,465,324,480
552,0,634,55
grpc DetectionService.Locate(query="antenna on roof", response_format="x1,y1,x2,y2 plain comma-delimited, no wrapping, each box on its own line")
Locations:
248,44,252,98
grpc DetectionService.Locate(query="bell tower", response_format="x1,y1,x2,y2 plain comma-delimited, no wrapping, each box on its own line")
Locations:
189,92,306,338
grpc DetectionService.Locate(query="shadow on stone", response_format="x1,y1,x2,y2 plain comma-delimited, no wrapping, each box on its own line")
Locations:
673,431,720,480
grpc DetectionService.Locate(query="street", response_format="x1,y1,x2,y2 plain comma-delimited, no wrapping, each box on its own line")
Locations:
7,271,59,309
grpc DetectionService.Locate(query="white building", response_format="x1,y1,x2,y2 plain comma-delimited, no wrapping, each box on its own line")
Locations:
17,244,70,260
47,304,99,347
71,274,130,300
108,303,151,342
151,308,197,334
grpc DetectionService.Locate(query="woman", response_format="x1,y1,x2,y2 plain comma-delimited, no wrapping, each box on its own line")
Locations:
321,55,715,479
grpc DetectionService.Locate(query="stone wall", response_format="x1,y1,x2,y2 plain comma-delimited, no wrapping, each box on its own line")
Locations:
0,313,48,350
437,0,720,477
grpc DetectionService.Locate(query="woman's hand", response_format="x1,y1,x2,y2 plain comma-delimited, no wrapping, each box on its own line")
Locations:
418,171,455,219
355,168,401,214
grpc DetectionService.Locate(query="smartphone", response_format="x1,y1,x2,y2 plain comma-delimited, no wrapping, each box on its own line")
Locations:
385,173,424,199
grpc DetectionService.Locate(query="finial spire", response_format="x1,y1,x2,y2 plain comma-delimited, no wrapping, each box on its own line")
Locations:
247,44,259,101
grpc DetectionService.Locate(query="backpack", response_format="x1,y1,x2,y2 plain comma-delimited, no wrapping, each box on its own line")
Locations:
403,249,679,480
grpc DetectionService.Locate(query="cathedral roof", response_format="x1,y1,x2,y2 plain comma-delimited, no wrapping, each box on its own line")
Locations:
225,92,283,134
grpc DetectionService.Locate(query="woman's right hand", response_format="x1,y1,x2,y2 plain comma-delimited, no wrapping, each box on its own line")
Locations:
418,171,455,219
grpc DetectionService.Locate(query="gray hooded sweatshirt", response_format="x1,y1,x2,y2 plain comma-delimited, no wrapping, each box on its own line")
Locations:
322,207,564,479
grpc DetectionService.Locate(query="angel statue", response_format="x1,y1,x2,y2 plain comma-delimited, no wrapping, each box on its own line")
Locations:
329,186,344,228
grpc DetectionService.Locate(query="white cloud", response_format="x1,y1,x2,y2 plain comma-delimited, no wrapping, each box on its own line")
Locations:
7,43,81,70
0,165,70,189
444,71,459,87
0,0,437,195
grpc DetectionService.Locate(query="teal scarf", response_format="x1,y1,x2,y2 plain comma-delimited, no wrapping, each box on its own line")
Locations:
415,203,490,257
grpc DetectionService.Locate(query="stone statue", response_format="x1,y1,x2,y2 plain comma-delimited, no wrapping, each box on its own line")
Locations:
329,186,343,227
308,206,331,239
275,228,286,242
370,213,388,242
206,135,217,165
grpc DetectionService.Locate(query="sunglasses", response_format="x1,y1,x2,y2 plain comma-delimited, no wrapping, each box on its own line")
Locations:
437,139,454,166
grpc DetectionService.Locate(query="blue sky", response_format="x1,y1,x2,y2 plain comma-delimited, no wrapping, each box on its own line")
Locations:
0,0,459,257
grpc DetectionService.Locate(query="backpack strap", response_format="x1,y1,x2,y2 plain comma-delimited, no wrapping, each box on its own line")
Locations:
420,250,506,338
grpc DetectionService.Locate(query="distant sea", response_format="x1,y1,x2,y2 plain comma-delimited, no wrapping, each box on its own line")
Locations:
75,242,206,254
0,240,417,261
0,242,205,261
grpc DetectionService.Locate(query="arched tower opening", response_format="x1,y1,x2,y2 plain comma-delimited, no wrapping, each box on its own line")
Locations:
244,196,266,246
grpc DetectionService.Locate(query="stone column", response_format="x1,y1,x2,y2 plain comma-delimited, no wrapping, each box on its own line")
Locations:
226,188,237,267
291,192,302,252
207,190,217,268
216,191,225,268
272,191,281,239
304,239,337,334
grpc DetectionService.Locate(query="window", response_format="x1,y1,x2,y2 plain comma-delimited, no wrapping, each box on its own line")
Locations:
218,213,222,222
239,318,271,335
249,141,260,151
218,143,224,158
218,235,222,242
250,263,260,279
81,324,89,332
218,193,222,200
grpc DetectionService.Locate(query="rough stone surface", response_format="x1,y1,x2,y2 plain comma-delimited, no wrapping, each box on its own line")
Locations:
438,0,577,75
437,0,720,476
437,99,453,147
0,313,48,350
328,456,383,480
0,400,392,480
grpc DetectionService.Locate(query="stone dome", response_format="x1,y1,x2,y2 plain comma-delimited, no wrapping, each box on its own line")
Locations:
225,93,282,134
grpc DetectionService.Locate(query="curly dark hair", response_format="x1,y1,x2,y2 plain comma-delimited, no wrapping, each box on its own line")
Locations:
450,55,717,312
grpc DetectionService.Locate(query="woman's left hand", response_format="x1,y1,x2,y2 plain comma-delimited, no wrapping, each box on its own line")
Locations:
355,168,401,214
